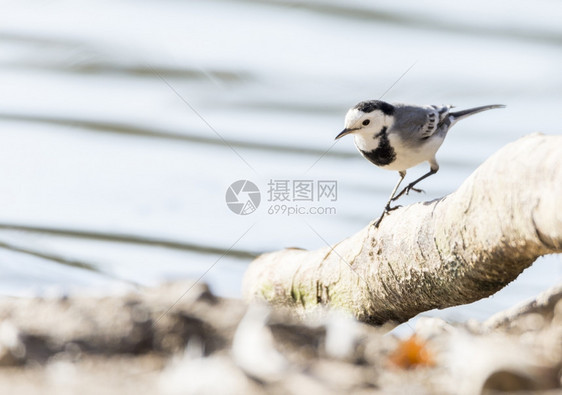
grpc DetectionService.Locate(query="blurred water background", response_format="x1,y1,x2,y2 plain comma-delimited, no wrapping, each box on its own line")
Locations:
1,0,561,329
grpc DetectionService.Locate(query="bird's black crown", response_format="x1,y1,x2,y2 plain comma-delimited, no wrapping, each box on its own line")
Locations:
354,100,395,116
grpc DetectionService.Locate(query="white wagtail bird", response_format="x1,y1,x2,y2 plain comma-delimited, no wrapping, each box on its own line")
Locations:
335,100,505,227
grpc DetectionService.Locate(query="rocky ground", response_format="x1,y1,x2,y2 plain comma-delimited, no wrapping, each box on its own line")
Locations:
0,281,560,394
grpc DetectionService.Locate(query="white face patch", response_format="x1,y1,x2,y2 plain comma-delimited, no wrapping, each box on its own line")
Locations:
344,108,363,129
344,108,385,131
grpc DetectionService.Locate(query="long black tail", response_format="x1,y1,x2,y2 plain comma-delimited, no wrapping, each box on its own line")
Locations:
449,104,505,123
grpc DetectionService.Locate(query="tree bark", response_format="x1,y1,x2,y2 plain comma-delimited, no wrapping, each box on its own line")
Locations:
242,134,562,325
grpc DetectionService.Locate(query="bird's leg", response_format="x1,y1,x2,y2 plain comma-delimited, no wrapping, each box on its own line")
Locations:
392,164,439,202
374,171,406,228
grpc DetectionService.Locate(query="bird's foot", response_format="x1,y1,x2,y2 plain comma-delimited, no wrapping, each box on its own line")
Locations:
374,204,402,228
409,186,424,194
374,214,385,228
392,184,425,201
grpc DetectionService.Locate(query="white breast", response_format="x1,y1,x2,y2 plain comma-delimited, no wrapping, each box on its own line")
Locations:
382,133,445,171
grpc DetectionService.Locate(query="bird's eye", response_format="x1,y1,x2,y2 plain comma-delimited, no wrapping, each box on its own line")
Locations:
362,119,370,126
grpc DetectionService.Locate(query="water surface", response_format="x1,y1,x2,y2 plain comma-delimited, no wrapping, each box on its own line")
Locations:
0,0,561,326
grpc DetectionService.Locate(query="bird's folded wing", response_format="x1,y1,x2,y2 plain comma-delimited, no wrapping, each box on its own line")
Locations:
392,104,447,140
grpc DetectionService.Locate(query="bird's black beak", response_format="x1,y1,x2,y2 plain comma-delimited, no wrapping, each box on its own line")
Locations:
335,128,355,140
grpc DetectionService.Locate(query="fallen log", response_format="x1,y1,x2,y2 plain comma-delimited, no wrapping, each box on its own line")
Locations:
243,133,562,324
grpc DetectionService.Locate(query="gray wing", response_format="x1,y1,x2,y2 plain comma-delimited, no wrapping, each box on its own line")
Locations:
391,104,452,140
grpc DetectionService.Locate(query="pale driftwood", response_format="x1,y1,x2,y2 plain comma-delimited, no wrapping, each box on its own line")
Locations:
243,134,562,324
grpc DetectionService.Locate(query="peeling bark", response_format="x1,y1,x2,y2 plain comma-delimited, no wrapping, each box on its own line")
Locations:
243,134,562,324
